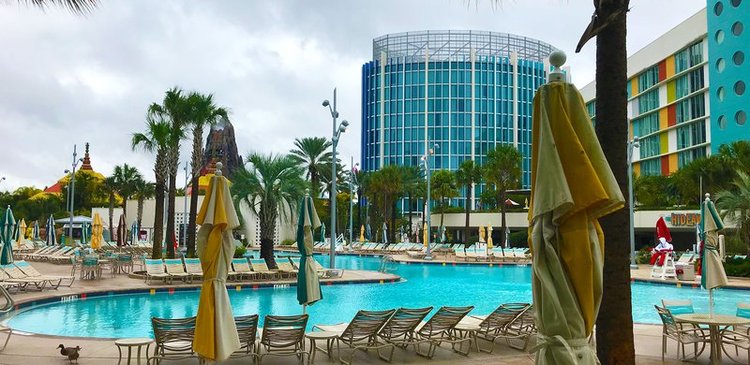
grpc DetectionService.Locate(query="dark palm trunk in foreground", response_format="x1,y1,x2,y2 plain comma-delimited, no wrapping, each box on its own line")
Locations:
594,0,635,363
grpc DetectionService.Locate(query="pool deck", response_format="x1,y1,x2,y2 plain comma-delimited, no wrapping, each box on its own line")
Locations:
0,261,745,364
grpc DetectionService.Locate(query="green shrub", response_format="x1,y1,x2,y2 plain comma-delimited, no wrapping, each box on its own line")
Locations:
509,230,528,247
636,247,652,264
723,257,750,277
234,246,247,258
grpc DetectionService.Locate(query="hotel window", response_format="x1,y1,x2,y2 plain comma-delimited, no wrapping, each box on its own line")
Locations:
633,113,659,136
676,94,705,123
638,89,659,114
674,40,704,73
638,66,659,92
676,69,705,99
640,159,662,176
678,148,706,168
676,120,706,149
640,135,661,158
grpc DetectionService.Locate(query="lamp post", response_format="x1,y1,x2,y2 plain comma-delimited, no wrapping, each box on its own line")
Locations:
421,143,439,260
64,145,83,243
182,161,189,247
323,88,349,268
349,158,359,247
627,136,640,269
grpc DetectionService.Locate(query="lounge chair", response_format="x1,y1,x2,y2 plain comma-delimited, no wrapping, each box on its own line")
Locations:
231,314,259,360
654,305,708,361
144,259,171,285
257,314,308,364
164,259,190,283
149,316,197,364
0,270,40,291
13,260,74,287
313,309,396,365
183,258,203,280
276,261,297,278
230,258,256,281
249,259,278,280
413,306,474,358
461,303,534,352
311,259,343,279
0,264,58,289
376,307,433,361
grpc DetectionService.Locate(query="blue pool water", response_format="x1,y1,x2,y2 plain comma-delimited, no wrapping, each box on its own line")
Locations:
3,254,748,338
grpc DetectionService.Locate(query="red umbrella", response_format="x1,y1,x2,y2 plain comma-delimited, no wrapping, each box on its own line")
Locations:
656,217,672,242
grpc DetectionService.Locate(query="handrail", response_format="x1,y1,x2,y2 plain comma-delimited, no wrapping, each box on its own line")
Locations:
0,285,15,314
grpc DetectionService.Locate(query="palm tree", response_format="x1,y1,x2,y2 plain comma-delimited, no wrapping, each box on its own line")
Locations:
455,160,482,244
132,117,173,259
717,172,750,255
112,164,142,224
231,153,306,268
185,92,229,258
19,0,97,14
133,178,155,233
400,166,423,237
100,176,118,241
366,166,404,242
483,145,521,248
289,137,332,198
430,170,458,231
148,87,189,259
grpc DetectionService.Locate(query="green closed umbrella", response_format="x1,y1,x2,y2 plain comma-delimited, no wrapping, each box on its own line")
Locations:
297,192,322,312
0,206,16,264
80,222,91,245
700,193,728,317
319,222,326,244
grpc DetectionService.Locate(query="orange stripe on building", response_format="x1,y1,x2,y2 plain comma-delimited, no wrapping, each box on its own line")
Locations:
665,55,676,78
659,109,669,129
633,163,641,177
669,154,678,174
630,78,639,97
658,60,667,81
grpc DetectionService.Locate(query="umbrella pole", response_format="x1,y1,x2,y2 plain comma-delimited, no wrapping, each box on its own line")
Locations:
709,288,714,318
303,304,307,315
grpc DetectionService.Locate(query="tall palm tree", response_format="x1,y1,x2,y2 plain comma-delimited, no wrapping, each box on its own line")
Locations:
455,160,482,244
483,145,521,248
231,153,306,268
400,166,423,237
148,87,189,259
100,176,118,241
290,137,332,198
430,170,458,231
133,178,155,233
366,165,404,243
112,163,142,224
185,92,229,258
132,117,173,259
717,172,750,255
19,0,97,14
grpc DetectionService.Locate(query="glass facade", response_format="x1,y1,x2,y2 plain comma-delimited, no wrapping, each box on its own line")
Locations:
361,31,556,208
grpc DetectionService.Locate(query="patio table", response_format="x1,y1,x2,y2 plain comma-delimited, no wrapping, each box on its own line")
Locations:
675,313,750,364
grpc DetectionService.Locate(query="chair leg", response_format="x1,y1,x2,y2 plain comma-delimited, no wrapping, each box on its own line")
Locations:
661,335,666,362
0,329,12,351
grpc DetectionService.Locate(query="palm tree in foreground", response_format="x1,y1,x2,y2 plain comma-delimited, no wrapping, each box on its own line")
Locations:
132,118,173,259
290,137,332,198
133,178,155,235
185,92,229,258
717,172,750,255
18,0,97,13
455,160,482,245
231,153,306,269
431,170,458,231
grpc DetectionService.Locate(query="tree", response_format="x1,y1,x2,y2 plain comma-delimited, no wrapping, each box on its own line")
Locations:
289,137,332,198
365,165,404,243
400,166,423,237
99,176,118,241
17,0,97,14
718,140,750,173
132,117,173,258
633,174,677,208
716,172,750,255
185,92,229,258
231,153,306,268
147,87,189,259
133,178,155,234
112,163,142,224
455,160,482,244
430,170,458,230
672,156,733,206
483,145,521,248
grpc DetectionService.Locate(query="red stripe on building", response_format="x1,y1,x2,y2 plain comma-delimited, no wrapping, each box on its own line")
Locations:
661,156,670,176
658,61,667,81
667,105,677,127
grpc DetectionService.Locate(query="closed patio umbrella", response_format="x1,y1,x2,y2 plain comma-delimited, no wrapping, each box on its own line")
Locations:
91,213,103,250
193,163,240,361
80,222,90,245
319,223,326,244
529,78,624,364
45,215,57,246
16,218,26,248
423,222,428,247
116,214,126,247
359,225,365,242
487,225,493,250
382,222,388,244
365,222,371,241
478,225,485,243
297,191,322,312
130,220,139,245
32,220,40,240
0,206,16,264
700,193,727,317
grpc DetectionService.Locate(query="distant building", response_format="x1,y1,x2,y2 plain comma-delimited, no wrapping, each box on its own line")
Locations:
361,30,559,209
190,120,243,195
43,142,105,194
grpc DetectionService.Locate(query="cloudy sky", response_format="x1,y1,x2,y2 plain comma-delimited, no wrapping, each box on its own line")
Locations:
0,0,706,191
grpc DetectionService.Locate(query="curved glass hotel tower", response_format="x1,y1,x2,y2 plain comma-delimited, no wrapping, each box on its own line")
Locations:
361,30,557,208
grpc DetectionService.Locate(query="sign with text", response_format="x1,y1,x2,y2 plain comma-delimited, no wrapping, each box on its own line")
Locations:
670,212,701,227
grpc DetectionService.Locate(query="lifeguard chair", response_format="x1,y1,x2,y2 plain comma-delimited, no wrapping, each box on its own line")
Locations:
650,250,677,280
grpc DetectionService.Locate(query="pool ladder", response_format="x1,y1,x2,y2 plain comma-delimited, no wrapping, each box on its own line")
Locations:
379,256,396,273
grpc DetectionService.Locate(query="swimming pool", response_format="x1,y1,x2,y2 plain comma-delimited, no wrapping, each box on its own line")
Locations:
3,254,747,338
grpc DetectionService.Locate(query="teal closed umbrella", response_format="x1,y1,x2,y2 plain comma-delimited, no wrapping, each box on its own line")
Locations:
319,222,326,244
80,222,90,245
297,192,322,312
45,215,57,246
0,206,16,264
33,220,40,240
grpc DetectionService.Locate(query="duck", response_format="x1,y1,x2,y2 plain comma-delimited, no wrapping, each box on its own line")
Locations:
57,344,81,363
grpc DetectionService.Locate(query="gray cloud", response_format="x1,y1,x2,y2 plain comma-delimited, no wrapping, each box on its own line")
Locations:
0,0,705,191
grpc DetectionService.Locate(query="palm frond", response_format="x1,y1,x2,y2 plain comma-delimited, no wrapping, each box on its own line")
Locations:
24,0,97,14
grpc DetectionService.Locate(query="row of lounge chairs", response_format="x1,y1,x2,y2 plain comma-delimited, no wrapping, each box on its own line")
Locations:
0,260,74,291
454,247,531,263
148,302,536,365
143,257,340,285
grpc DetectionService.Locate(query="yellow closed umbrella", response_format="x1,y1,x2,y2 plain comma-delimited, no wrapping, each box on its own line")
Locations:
529,79,624,364
91,213,103,249
359,225,365,242
16,219,26,248
193,164,241,361
478,226,485,243
487,225,493,249
423,222,428,247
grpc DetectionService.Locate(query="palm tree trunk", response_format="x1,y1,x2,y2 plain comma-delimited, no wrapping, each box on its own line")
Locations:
187,126,202,258
499,191,507,248
153,180,165,259
166,172,177,259
464,185,472,244
594,1,635,363
122,198,128,244
391,200,397,243
259,205,278,269
137,197,144,237
407,193,413,237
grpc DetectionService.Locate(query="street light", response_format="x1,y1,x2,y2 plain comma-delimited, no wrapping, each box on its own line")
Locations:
182,161,189,247
323,88,348,268
64,145,84,244
628,136,640,269
421,143,439,260
349,158,359,248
